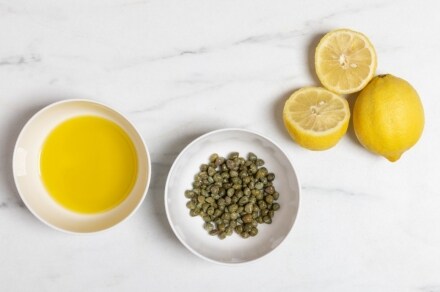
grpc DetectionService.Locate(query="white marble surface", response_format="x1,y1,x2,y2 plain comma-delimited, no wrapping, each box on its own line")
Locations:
1,0,439,291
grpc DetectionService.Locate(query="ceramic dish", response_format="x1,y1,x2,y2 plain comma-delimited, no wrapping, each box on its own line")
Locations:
165,128,300,264
13,99,151,233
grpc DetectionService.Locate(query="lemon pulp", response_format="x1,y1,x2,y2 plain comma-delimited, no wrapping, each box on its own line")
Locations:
283,87,350,150
40,116,138,214
315,29,377,94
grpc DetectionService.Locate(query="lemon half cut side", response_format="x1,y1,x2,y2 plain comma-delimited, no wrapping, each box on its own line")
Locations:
283,87,350,150
315,29,377,94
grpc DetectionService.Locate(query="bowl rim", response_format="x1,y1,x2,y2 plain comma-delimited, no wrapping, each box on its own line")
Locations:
12,98,152,234
164,127,301,265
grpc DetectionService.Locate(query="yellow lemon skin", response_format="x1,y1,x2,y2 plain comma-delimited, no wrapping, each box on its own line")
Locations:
353,74,424,162
283,119,349,150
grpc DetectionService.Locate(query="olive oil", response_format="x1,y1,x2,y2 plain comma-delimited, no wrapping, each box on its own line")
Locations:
40,116,138,214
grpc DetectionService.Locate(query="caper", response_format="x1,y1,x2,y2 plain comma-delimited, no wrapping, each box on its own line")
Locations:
243,223,252,233
186,152,281,240
215,157,225,166
204,222,214,231
265,186,275,194
184,190,194,198
265,195,274,204
229,152,239,159
230,212,239,220
225,226,233,236
267,173,275,182
243,203,253,214
263,216,272,224
228,204,238,213
209,229,219,236
258,200,267,210
186,201,196,209
242,214,253,224
238,196,249,205
248,152,257,161
209,153,219,162
207,207,215,215
226,160,236,170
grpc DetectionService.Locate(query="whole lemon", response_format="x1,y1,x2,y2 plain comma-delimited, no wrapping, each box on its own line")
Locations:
353,74,424,162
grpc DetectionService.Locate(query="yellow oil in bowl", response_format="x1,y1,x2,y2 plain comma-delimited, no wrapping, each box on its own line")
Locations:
40,116,138,214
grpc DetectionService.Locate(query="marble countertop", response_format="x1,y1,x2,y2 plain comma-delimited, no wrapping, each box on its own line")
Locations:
1,0,439,291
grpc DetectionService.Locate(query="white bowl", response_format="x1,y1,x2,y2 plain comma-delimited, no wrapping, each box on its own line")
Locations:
13,99,151,233
165,128,300,264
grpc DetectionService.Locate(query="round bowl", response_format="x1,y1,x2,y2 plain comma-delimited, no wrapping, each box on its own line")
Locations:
13,99,151,233
165,128,300,264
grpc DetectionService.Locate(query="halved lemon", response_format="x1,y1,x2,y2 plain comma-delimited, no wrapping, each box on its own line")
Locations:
283,87,350,150
315,29,377,94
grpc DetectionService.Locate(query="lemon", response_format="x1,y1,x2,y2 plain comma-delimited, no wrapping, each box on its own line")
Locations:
315,29,377,94
283,87,350,150
353,74,424,162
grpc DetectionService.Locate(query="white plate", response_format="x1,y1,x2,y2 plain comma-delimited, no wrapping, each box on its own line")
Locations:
13,99,151,233
165,128,300,264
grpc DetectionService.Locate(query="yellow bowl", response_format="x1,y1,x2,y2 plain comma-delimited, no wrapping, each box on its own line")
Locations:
13,99,151,233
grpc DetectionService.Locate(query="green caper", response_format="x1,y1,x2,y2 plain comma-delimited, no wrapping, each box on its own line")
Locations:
184,190,194,198
215,157,225,166
242,214,253,224
226,160,236,170
186,201,196,209
209,229,219,236
263,216,272,224
244,203,253,214
248,152,257,161
267,173,275,182
204,222,214,231
229,152,239,159
209,153,219,162
230,170,239,177
228,204,238,213
265,195,274,204
235,225,243,234
238,196,249,205
265,186,275,194
243,223,252,233
186,152,281,240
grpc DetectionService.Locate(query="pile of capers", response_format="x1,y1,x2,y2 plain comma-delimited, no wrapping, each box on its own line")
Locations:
185,152,280,239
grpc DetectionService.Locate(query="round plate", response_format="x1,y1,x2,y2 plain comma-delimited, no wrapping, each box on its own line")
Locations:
165,128,300,264
13,99,151,233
